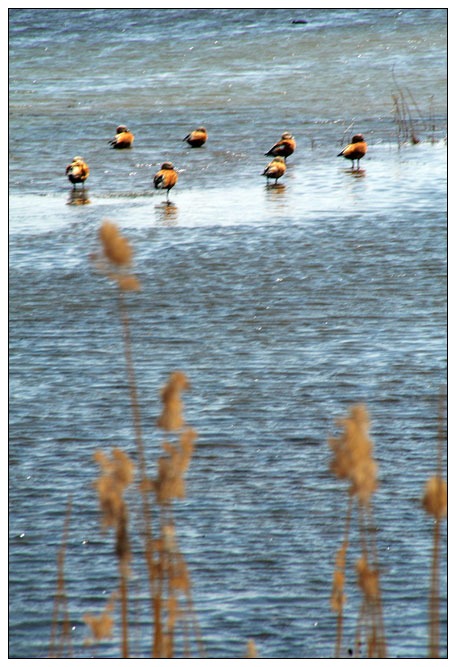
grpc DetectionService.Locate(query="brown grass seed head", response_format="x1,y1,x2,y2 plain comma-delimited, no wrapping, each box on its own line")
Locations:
329,404,378,504
99,220,133,266
422,475,447,519
93,449,134,527
157,371,190,432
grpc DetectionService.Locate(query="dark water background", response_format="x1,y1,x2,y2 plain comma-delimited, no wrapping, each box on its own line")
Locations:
9,8,447,659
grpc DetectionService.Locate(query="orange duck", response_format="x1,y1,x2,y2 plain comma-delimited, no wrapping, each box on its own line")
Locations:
109,125,134,149
153,162,178,201
263,156,286,185
265,132,296,160
65,156,89,189
183,127,207,147
338,134,367,170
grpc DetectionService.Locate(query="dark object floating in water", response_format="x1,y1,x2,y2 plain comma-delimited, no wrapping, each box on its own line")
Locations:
291,19,308,24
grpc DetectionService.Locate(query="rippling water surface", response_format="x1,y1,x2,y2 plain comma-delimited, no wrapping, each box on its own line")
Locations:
9,8,447,659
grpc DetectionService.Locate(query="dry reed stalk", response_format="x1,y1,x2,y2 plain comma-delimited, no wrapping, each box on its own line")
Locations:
116,288,161,655
90,222,203,658
392,94,406,148
392,90,418,147
360,502,387,657
428,94,437,144
92,448,134,657
391,68,421,146
150,377,204,658
402,85,425,140
95,220,160,653
114,325,201,657
328,405,387,658
330,496,352,658
400,90,420,144
49,497,73,658
422,391,447,658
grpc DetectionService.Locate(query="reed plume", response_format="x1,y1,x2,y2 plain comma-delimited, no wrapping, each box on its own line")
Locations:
157,370,190,432
94,219,141,293
422,476,447,520
328,404,386,658
99,220,133,267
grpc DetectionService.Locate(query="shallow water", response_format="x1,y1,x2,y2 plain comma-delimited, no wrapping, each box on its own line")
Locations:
9,8,447,659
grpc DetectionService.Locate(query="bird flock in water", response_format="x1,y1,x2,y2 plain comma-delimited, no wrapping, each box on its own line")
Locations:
65,126,367,202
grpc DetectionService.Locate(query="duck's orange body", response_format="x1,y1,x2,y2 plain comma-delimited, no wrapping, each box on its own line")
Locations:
263,156,286,184
338,134,367,170
183,127,207,147
65,156,89,189
265,132,296,160
154,162,178,201
109,125,134,149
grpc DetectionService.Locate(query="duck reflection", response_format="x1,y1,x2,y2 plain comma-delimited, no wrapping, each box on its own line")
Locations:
67,188,91,205
155,201,179,226
345,168,366,179
264,182,287,201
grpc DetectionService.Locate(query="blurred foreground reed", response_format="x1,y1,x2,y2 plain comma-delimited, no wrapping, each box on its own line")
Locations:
421,391,447,658
328,398,447,659
328,404,387,658
49,221,446,658
50,221,204,658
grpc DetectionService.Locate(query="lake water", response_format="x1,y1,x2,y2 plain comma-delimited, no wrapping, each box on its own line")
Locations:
9,7,447,659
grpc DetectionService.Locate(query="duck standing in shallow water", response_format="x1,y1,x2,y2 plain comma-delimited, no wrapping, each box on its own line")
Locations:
263,156,286,185
65,156,89,189
183,127,207,147
265,132,296,160
153,162,178,202
109,125,135,149
338,134,367,170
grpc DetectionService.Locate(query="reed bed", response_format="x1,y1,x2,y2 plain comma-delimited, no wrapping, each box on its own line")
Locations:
391,68,441,146
48,222,446,659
